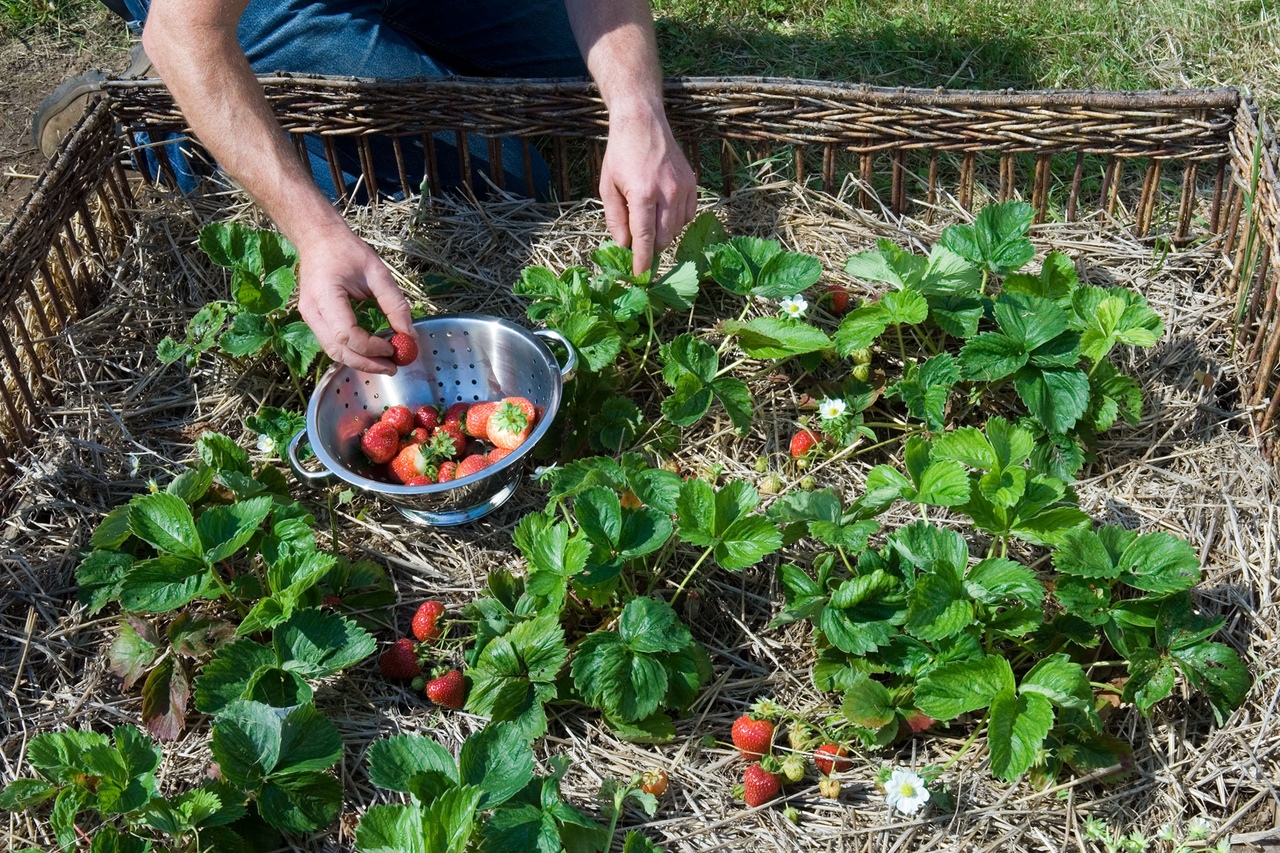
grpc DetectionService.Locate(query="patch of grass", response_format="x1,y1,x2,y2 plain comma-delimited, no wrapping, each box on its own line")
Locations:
2,0,104,35
653,0,1279,110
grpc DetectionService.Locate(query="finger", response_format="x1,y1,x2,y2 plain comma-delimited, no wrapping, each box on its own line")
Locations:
600,177,631,249
362,258,416,338
655,196,678,251
684,183,699,228
317,293,396,372
311,313,395,375
628,191,657,278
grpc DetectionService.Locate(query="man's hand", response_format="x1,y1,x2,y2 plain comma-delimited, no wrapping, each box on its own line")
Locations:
564,0,696,278
295,223,416,375
600,104,697,277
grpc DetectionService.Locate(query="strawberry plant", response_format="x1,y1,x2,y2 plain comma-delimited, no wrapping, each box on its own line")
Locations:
158,223,323,403
356,724,610,853
2,717,293,852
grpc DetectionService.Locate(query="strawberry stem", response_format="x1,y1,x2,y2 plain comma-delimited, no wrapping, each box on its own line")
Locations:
670,546,714,606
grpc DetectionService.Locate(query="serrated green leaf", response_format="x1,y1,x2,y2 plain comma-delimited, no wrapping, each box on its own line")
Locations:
620,598,692,654
959,332,1027,381
675,212,728,278
721,317,833,359
905,565,973,642
355,803,428,853
275,609,375,678
367,735,458,794
987,688,1053,781
914,655,1014,720
128,493,202,561
820,570,903,655
940,202,1035,275
753,251,822,298
834,304,889,355
194,638,277,714
1053,576,1112,625
1019,654,1094,718
197,496,272,565
460,723,535,809
119,556,210,613
1014,365,1090,434
840,672,897,729
1121,648,1178,714
220,312,273,358
1117,531,1200,594
259,771,341,833
1171,642,1251,724
927,294,984,339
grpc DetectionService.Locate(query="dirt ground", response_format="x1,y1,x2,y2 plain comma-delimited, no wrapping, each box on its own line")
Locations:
0,14,130,224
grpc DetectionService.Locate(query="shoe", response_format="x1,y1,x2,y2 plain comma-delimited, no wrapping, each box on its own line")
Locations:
31,43,153,159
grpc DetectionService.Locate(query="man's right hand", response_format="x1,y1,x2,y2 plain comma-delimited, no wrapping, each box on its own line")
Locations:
295,223,417,376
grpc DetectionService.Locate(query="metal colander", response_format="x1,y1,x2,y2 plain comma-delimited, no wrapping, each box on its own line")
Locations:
287,314,575,526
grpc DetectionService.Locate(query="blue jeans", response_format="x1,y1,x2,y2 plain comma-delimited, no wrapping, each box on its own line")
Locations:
118,0,587,199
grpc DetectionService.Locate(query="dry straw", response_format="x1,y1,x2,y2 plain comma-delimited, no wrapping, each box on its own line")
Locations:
1,160,1277,850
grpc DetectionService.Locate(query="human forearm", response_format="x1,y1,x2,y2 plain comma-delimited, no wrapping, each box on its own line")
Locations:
142,0,413,373
563,0,696,274
142,0,347,247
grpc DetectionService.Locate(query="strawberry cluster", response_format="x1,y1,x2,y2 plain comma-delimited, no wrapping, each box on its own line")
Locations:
358,397,539,486
377,600,468,710
729,698,856,807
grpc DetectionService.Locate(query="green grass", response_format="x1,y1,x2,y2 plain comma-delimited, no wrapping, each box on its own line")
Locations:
1,0,100,34
652,0,1279,110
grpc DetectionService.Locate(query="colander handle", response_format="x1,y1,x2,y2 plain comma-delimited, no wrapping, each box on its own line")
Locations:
286,429,336,484
534,329,577,380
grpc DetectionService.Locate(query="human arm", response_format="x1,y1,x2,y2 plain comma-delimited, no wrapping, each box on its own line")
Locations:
563,0,697,276
142,0,414,374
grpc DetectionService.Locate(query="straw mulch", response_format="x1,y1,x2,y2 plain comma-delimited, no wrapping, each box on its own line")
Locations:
1,172,1277,852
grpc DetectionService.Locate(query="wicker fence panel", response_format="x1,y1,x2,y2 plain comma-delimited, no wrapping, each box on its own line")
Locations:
0,99,133,467
1227,100,1280,438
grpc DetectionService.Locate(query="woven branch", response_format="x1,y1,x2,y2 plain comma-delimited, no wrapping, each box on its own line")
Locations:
105,76,1239,159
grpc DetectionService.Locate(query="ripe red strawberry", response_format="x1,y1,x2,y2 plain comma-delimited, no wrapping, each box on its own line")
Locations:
381,405,414,436
390,333,418,366
391,444,436,484
411,600,446,643
415,405,440,431
456,454,490,479
378,638,421,680
487,447,511,463
407,427,430,445
437,461,457,483
640,769,669,797
487,401,532,451
465,401,498,440
443,402,470,426
731,715,775,758
813,743,852,776
743,764,780,807
825,284,850,313
431,423,466,458
405,475,434,487
425,670,466,709
789,429,821,458
503,396,536,424
361,421,401,464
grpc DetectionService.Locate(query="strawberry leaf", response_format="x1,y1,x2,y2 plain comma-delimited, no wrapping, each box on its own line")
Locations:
1117,531,1200,594
194,638,278,715
927,294,984,339
959,332,1027,381
1170,642,1251,724
752,250,822,298
675,480,781,570
987,688,1053,781
939,201,1035,275
1019,654,1095,716
274,609,375,678
141,657,190,742
1013,365,1090,434
355,803,429,853
1121,647,1178,714
460,723,536,809
367,735,458,794
74,549,132,613
108,618,160,690
119,556,210,614
905,562,973,642
887,353,959,431
914,655,1015,720
819,570,904,655
197,495,273,565
840,672,897,729
675,211,728,278
129,493,203,562
720,317,833,359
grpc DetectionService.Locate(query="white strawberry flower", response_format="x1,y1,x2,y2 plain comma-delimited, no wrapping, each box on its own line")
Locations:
818,398,847,420
779,295,808,318
884,768,929,815
256,434,276,455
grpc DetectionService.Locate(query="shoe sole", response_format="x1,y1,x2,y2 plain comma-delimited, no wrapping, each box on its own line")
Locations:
31,70,107,158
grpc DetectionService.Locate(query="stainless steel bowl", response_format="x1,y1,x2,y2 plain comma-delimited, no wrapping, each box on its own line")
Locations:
287,314,575,526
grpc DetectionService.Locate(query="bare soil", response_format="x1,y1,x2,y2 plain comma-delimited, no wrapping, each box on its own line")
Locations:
0,16,130,224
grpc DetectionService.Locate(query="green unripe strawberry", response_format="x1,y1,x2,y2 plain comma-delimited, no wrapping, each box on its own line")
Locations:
852,363,871,382
780,754,806,784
